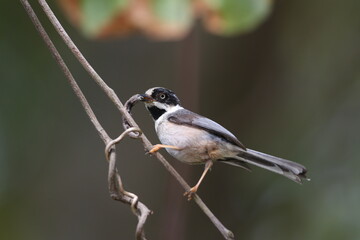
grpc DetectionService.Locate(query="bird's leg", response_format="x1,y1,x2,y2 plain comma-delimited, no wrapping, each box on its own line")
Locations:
184,160,213,201
149,144,181,154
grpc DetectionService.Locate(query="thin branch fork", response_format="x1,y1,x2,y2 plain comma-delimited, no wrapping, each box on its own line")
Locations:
21,0,235,239
20,1,151,239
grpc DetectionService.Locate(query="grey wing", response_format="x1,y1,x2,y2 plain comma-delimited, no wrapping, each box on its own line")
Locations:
168,109,246,149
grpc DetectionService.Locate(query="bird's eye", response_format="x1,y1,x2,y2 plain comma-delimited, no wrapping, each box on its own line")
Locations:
159,93,166,100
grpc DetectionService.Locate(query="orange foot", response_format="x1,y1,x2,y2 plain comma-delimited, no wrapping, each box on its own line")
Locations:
149,144,181,154
184,186,198,201
149,145,162,154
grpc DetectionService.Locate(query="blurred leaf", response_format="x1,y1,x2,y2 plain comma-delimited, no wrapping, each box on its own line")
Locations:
82,0,130,36
58,0,272,40
148,0,193,39
58,0,133,38
199,0,272,35
153,0,192,23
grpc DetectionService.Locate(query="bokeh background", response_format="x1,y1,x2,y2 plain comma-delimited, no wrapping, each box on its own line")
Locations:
1,0,360,239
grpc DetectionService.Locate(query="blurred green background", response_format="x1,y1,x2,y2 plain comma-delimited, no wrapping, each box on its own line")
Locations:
1,0,360,239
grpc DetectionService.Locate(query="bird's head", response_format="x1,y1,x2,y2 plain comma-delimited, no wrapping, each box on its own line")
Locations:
141,87,181,120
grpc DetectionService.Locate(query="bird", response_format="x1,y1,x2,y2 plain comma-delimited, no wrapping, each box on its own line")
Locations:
140,87,309,200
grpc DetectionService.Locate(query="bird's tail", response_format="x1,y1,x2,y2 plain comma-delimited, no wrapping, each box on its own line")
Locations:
221,149,309,184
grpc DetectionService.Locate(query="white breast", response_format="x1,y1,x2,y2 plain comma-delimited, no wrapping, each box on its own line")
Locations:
156,119,211,164
156,120,206,148
154,108,239,164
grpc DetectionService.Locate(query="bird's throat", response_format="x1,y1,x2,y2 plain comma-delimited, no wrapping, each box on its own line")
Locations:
147,106,166,120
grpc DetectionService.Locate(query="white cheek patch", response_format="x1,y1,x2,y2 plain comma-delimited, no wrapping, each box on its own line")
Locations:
153,101,169,110
151,101,182,112
144,102,166,111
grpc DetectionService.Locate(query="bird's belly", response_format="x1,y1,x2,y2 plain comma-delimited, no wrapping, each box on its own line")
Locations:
156,122,239,164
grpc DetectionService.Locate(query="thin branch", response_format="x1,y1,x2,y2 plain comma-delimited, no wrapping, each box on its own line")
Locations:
37,0,127,116
107,128,152,240
25,0,235,239
20,1,151,239
20,0,108,143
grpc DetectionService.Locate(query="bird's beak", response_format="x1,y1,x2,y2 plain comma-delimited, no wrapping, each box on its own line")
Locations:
140,94,154,103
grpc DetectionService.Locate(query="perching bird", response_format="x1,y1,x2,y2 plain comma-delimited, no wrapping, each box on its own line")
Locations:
140,87,308,200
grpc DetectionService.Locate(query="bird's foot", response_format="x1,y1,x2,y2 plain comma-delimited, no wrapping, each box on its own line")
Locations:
184,186,198,201
148,144,181,154
149,144,162,154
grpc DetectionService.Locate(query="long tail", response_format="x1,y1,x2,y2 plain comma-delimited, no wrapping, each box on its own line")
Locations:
221,149,309,184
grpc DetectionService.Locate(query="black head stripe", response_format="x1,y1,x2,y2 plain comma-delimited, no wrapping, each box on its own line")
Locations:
147,106,166,120
151,88,180,106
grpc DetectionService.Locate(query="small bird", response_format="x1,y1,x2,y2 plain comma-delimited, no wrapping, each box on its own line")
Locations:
140,87,308,200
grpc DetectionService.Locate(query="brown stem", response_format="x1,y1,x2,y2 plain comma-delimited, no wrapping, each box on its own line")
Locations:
20,1,151,239
22,0,235,239
107,128,151,240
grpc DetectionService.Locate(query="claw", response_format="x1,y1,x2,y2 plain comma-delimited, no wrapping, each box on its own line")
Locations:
149,145,161,154
184,186,198,201
183,160,213,201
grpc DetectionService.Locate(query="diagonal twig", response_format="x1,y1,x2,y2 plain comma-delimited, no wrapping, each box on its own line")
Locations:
22,0,235,239
20,1,151,239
